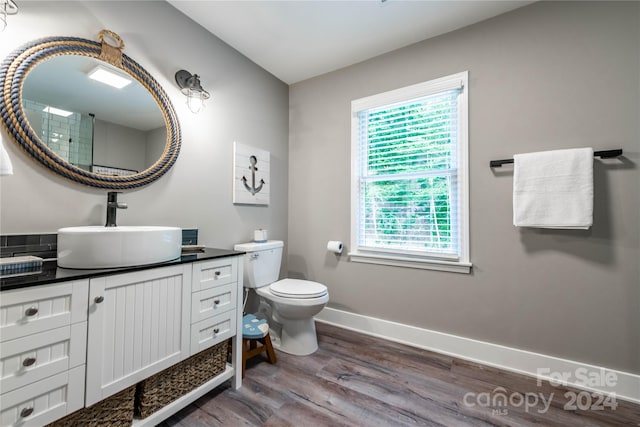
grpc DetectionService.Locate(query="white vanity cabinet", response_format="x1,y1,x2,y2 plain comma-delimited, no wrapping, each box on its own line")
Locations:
0,253,244,427
0,281,88,427
85,264,192,406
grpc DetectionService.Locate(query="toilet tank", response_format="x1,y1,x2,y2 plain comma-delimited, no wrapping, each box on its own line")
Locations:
233,240,284,288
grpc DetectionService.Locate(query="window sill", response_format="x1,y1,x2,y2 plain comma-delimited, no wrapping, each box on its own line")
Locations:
348,252,472,274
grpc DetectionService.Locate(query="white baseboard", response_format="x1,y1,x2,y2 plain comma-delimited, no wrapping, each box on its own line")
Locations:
315,307,640,404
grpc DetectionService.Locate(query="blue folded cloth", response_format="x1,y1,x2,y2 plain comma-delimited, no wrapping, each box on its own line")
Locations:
242,314,269,339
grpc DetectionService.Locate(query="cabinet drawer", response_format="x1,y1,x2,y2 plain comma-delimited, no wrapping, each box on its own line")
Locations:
191,284,237,323
0,281,88,342
192,258,237,291
0,323,86,394
0,365,85,427
191,311,236,355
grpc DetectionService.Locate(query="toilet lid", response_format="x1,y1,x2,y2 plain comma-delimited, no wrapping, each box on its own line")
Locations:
270,279,328,299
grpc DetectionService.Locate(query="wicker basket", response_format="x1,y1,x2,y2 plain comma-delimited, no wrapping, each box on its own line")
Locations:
135,340,228,418
46,385,135,427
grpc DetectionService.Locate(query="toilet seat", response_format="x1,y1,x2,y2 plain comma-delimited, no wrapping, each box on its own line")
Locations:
270,279,328,299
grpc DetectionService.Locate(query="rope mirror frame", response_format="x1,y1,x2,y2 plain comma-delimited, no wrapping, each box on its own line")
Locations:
0,30,181,189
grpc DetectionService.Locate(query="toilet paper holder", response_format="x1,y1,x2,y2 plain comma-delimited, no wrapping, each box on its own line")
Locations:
327,240,343,255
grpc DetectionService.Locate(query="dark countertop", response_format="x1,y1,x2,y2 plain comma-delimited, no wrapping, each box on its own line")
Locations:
0,248,245,291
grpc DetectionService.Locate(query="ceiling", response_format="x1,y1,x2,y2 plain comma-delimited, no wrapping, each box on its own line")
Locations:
167,0,534,84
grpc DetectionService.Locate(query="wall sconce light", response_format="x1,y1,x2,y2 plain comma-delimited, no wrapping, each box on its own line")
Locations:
0,0,18,32
175,70,210,114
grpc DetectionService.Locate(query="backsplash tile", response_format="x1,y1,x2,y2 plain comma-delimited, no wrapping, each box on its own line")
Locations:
1,233,58,260
182,229,198,245
40,234,57,245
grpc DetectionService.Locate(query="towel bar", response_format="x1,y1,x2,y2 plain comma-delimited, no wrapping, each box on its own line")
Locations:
489,149,623,168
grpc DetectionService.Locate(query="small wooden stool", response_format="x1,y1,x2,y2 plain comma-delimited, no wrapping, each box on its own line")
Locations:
242,314,277,378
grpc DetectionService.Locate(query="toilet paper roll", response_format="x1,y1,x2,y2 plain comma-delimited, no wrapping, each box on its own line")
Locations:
254,229,268,242
327,240,343,254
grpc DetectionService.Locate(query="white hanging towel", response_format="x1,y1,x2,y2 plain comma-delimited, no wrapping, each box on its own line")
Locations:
513,147,594,229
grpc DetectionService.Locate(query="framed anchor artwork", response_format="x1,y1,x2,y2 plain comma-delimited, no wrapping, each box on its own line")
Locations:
233,142,270,205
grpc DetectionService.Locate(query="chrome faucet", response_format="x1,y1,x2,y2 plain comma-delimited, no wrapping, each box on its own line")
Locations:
105,192,127,227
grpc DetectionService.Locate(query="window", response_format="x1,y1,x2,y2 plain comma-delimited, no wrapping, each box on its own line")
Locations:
350,72,470,273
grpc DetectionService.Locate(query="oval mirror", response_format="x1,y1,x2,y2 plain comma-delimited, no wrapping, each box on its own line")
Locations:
0,31,181,189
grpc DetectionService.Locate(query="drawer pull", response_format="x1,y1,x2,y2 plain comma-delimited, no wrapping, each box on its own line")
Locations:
213,299,221,305
22,357,36,367
94,296,104,304
213,328,220,334
25,306,38,317
20,407,34,418
214,271,221,278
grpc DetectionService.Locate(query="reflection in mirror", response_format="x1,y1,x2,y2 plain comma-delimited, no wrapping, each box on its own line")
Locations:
22,55,167,176
1,31,181,189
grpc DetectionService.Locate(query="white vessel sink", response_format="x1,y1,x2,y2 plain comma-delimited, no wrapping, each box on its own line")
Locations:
57,226,182,269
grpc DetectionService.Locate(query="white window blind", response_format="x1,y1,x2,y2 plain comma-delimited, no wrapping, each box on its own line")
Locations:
350,72,470,272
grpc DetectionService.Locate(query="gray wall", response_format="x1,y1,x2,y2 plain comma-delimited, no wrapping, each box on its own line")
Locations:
146,127,168,170
93,119,147,172
0,2,289,266
289,1,639,373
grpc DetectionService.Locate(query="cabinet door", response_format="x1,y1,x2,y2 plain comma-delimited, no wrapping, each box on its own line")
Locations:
85,264,191,406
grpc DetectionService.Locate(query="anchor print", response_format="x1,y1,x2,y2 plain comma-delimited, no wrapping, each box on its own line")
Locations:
241,155,265,195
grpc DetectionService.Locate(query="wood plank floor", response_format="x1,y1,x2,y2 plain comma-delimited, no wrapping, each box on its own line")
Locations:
159,323,640,426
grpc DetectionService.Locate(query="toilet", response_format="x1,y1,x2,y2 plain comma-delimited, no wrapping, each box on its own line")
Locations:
234,240,329,356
